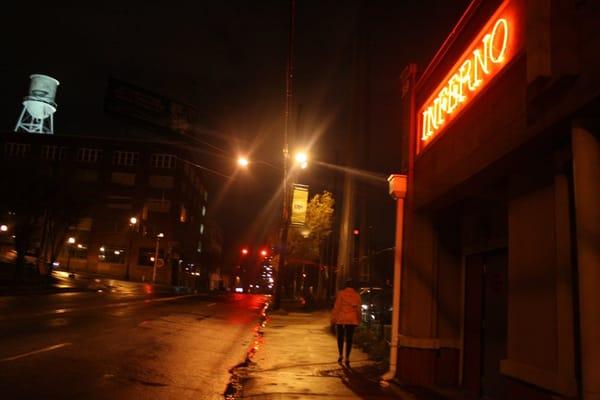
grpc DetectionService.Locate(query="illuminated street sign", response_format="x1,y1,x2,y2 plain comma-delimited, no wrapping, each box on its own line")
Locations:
418,1,523,153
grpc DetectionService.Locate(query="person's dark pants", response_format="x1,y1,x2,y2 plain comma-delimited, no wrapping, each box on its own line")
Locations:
336,324,356,359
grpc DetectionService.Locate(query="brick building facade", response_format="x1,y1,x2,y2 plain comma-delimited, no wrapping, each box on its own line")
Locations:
0,132,222,287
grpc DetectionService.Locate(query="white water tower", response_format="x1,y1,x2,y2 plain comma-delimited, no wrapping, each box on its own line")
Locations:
14,74,60,134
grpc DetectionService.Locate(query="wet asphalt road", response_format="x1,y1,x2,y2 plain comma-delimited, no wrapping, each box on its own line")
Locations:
0,289,266,400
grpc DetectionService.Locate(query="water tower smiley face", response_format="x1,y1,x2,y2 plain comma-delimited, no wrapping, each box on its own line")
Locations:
29,74,59,102
23,74,60,119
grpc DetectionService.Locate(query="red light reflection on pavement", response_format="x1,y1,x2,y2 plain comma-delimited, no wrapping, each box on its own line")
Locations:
144,284,153,295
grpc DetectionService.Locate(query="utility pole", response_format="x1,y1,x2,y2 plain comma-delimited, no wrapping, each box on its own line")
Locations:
274,0,296,310
125,216,137,281
152,233,164,284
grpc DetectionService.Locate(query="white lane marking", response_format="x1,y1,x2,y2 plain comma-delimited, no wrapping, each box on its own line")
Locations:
0,342,72,362
206,303,217,307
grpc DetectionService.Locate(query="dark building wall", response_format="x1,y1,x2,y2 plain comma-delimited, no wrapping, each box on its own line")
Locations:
396,0,599,397
0,132,215,286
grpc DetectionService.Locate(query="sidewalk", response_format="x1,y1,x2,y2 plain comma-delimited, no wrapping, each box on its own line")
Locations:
238,307,432,400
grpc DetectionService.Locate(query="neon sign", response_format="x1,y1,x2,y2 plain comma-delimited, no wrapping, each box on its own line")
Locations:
418,2,521,153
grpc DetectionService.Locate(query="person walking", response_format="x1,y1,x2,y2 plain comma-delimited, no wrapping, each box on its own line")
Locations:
331,279,361,366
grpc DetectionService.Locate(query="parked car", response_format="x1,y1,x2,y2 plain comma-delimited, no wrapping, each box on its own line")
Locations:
359,287,392,325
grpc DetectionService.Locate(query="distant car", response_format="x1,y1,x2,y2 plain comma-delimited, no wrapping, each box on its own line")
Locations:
360,287,392,325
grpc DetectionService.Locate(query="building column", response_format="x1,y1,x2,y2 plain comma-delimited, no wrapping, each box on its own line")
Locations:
572,122,600,400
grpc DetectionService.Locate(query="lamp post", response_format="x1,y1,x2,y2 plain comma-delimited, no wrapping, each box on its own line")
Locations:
381,174,408,383
125,216,137,281
66,236,76,278
273,0,296,310
152,233,164,284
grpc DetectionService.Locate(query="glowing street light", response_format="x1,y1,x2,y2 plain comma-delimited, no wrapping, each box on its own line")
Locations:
67,237,76,244
0,224,7,232
241,248,249,255
237,157,249,168
260,249,268,257
129,216,137,225
294,151,308,169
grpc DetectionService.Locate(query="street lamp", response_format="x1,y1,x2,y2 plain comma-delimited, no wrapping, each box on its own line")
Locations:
125,216,138,281
381,174,407,383
294,151,309,169
152,233,164,284
237,156,249,168
0,224,7,232
66,237,76,278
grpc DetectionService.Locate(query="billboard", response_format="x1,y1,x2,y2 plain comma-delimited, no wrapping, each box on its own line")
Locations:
104,78,198,136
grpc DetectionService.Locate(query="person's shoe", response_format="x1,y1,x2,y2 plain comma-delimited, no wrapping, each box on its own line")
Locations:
337,356,343,364
344,359,350,367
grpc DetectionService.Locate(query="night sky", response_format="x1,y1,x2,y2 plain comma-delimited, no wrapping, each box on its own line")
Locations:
1,1,469,264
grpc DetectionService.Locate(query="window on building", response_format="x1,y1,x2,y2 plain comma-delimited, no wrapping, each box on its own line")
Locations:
76,218,93,231
41,145,66,161
145,198,171,213
5,143,31,158
77,148,102,163
151,154,175,169
204,189,208,202
111,172,136,186
75,169,99,183
106,195,133,210
197,240,202,254
201,206,206,217
113,151,139,166
72,243,88,259
200,223,204,235
98,245,126,264
148,175,174,189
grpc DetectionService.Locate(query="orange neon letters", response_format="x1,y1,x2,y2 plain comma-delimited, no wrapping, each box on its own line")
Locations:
420,18,509,144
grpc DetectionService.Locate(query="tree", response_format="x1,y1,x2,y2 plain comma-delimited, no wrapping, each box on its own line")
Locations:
1,159,91,282
287,191,335,303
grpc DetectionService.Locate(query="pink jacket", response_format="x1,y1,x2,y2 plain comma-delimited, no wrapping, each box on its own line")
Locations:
331,287,361,326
